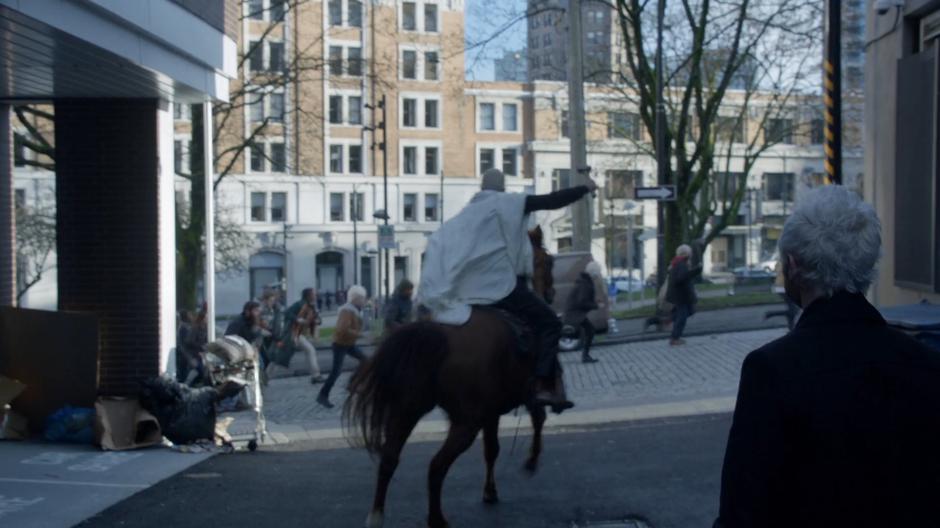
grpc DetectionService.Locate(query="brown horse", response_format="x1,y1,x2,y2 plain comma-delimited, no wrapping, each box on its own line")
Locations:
344,228,555,528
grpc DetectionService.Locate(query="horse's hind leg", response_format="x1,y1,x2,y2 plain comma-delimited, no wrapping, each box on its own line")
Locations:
523,403,546,475
428,421,480,528
482,417,500,504
366,412,421,528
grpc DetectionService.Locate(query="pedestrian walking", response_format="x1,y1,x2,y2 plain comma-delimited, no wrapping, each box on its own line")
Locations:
383,279,414,335
325,291,333,311
317,285,369,408
177,304,208,386
225,301,264,346
666,244,702,345
276,288,325,383
714,185,940,528
316,292,323,312
563,261,601,363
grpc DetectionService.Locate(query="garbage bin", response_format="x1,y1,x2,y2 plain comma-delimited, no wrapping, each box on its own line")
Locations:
878,301,940,352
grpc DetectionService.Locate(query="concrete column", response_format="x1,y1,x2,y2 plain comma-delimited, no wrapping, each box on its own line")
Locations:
0,104,14,307
203,101,216,342
55,99,162,396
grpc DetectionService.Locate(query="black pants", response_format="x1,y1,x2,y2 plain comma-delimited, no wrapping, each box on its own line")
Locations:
580,319,596,356
672,303,692,340
493,278,562,379
319,343,367,399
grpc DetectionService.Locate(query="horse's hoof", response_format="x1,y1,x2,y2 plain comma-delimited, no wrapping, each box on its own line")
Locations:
522,459,538,476
483,489,500,504
365,511,384,528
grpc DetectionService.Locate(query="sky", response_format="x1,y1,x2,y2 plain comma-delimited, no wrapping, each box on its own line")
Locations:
464,0,529,81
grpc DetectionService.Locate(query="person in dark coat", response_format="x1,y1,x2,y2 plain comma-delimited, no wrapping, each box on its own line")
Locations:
563,261,602,363
383,279,414,335
225,301,264,345
666,244,702,345
714,185,940,528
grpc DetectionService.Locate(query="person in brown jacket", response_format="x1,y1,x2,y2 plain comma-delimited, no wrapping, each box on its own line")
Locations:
317,285,369,408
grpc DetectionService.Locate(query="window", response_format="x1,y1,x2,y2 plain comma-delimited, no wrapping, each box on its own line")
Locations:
543,34,551,46
606,170,643,199
764,118,793,144
402,2,417,30
502,103,518,131
329,0,342,25
424,51,439,80
251,192,266,221
13,133,27,168
173,103,190,120
403,193,417,221
424,3,438,31
330,193,345,221
403,146,418,174
349,145,363,173
14,189,25,208
714,172,743,201
270,0,286,21
351,192,365,221
329,96,343,124
425,147,439,174
271,192,287,222
270,93,285,122
480,103,495,130
348,96,362,125
403,98,418,127
552,169,571,191
349,0,363,27
270,143,286,172
608,112,640,140
402,50,417,79
424,99,439,127
269,42,285,72
248,0,264,19
250,94,264,123
763,172,795,201
502,148,517,176
248,40,263,71
810,118,825,144
251,143,265,172
174,140,183,174
561,110,569,138
479,148,495,173
329,144,344,173
329,46,343,75
715,116,744,143
347,47,363,76
425,193,440,221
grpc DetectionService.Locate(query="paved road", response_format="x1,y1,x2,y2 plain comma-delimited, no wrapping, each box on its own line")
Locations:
80,413,732,528
252,328,783,440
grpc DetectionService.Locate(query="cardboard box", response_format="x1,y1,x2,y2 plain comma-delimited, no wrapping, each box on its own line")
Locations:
94,398,162,451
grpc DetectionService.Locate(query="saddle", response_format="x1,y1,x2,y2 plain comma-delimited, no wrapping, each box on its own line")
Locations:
472,306,534,358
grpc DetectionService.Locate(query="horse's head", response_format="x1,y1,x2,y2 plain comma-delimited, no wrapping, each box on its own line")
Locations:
528,226,555,305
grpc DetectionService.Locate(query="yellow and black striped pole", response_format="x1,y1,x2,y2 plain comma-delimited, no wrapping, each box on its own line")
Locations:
824,0,842,185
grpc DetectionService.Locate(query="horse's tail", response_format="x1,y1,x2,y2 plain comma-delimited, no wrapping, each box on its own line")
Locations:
343,321,449,453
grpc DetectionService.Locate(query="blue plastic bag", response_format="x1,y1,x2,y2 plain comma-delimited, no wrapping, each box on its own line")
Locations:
44,406,95,444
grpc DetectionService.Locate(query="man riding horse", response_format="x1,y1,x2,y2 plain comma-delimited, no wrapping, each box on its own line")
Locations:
418,167,597,408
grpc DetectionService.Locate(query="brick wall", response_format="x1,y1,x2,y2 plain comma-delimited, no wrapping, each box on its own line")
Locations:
55,99,161,396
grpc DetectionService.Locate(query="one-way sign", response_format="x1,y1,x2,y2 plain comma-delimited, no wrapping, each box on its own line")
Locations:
634,185,676,201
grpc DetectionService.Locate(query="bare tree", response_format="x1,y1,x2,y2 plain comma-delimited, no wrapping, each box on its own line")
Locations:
14,201,56,305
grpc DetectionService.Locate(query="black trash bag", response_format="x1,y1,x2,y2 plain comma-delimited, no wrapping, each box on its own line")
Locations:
139,377,220,445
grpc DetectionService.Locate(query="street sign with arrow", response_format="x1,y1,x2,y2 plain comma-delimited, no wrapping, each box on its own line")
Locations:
634,185,676,201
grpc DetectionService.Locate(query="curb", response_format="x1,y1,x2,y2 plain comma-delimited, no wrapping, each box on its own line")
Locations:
262,396,737,448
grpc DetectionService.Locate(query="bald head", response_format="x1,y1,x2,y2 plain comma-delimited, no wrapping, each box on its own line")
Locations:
481,168,506,192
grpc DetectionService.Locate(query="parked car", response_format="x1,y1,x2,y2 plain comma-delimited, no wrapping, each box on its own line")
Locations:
732,267,776,279
550,252,609,351
757,255,778,273
613,276,645,293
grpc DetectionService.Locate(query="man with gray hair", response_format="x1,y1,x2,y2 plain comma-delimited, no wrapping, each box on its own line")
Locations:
420,168,597,408
714,185,940,527
666,243,702,345
317,285,369,408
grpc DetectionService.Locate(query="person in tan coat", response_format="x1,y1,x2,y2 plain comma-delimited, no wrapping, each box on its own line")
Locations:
317,285,368,408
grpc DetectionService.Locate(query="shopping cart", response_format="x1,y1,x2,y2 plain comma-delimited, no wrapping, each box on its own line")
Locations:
205,336,267,451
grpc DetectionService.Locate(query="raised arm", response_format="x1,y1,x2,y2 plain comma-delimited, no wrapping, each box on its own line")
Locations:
524,186,591,214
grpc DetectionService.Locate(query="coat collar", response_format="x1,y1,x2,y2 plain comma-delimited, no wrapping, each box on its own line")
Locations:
795,291,886,330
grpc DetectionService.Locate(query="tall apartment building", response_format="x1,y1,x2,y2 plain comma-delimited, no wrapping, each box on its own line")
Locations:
526,0,624,83
494,49,527,81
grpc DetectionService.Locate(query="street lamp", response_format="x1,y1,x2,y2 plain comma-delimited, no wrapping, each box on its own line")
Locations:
623,200,638,309
373,209,390,301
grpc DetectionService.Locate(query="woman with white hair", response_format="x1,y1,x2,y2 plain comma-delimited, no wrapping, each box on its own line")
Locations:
563,260,603,363
716,185,940,527
317,285,369,408
666,243,702,345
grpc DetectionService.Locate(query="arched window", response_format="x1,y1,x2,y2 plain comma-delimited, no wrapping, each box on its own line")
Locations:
249,251,285,300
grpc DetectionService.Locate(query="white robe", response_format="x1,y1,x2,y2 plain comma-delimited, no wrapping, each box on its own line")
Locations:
418,191,532,325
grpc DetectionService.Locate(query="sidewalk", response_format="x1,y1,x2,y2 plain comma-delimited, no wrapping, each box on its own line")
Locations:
258,327,787,446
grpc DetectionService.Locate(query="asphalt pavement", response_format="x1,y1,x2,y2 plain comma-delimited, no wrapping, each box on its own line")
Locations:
79,413,732,528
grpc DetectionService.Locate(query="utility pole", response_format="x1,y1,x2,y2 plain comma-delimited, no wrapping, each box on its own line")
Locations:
567,0,591,252
366,94,390,301
654,0,667,286
352,188,359,284
824,0,842,185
